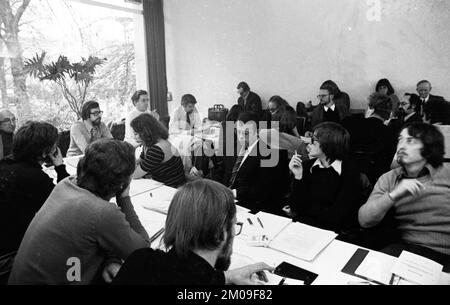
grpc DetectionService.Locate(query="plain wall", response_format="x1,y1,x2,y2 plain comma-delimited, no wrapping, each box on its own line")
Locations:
164,0,450,117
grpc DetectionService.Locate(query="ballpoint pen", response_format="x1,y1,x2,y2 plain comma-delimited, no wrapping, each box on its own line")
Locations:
257,217,264,228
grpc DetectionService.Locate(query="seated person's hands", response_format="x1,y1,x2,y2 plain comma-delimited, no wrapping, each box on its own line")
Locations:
289,154,303,180
102,262,122,283
282,205,296,218
189,166,203,178
150,109,160,121
225,263,274,285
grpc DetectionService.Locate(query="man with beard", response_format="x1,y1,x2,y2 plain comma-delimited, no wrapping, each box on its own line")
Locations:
67,101,112,156
0,109,16,160
113,179,273,285
359,123,450,269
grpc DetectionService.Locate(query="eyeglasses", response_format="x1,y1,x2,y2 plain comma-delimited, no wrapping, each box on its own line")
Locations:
317,94,329,99
235,222,243,236
399,102,410,106
0,118,16,124
90,111,103,116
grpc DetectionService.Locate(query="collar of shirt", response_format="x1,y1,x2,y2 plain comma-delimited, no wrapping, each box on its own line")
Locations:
243,91,250,101
422,96,429,103
239,139,259,170
324,104,336,112
395,163,437,183
83,120,96,134
311,158,342,175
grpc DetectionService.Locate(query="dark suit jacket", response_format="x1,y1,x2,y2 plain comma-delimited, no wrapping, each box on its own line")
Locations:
237,91,263,117
231,141,289,213
310,103,350,129
342,116,397,186
423,95,450,124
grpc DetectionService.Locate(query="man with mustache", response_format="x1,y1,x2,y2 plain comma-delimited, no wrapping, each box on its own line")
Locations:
67,100,112,156
113,179,273,285
359,123,450,269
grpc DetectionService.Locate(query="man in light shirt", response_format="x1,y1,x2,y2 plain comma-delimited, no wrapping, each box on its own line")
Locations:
168,94,202,135
125,90,160,147
67,101,112,157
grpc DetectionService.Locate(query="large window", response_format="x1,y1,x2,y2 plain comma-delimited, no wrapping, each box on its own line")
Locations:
0,0,146,130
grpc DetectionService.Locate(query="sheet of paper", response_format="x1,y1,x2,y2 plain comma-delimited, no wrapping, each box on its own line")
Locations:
268,222,337,261
254,211,292,240
354,251,396,285
135,208,166,243
129,179,164,197
139,185,178,214
391,251,443,285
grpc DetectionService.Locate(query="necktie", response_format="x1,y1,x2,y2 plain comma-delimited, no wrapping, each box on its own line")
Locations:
228,150,246,188
186,112,191,129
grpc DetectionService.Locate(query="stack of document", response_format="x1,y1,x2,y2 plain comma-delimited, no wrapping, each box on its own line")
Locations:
343,249,445,285
139,185,178,214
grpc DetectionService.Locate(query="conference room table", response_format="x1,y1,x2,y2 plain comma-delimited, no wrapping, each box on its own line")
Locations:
58,156,450,285
120,179,450,285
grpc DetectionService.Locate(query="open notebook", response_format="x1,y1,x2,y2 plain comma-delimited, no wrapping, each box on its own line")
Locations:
238,212,337,262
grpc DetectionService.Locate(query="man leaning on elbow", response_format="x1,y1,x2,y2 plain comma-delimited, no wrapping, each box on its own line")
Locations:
358,123,450,266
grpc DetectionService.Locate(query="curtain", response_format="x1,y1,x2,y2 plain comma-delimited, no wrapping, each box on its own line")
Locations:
143,0,168,117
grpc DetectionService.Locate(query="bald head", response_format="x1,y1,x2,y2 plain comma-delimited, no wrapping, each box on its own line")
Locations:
0,109,16,133
416,80,432,99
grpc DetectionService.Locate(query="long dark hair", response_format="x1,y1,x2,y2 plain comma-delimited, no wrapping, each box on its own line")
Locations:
12,121,58,163
130,113,168,147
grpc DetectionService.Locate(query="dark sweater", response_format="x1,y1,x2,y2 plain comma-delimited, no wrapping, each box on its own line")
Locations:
289,159,363,232
113,248,225,285
322,108,340,124
0,158,69,257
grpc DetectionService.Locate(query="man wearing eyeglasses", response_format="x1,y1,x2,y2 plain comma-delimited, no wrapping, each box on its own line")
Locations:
0,109,16,160
67,100,112,157
113,179,273,285
310,81,350,130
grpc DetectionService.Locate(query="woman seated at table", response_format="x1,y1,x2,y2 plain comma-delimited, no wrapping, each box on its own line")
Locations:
284,122,366,234
131,113,186,188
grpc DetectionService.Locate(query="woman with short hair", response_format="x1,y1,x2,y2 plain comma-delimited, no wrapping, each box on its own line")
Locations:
286,122,365,233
